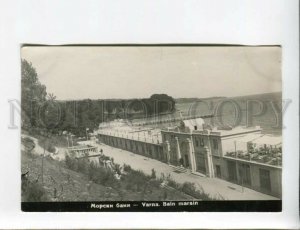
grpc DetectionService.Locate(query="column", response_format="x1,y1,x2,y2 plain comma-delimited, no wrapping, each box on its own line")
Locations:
204,146,215,178
165,141,171,164
186,138,196,172
175,137,181,165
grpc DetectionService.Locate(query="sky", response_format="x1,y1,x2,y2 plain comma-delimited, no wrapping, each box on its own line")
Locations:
21,46,281,100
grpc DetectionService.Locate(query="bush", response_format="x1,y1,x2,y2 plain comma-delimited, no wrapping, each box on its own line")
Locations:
123,170,150,192
22,181,48,202
166,179,212,200
89,166,119,188
65,154,77,170
123,164,132,172
151,168,156,179
77,158,89,174
114,164,121,175
149,179,161,188
99,155,110,161
181,182,197,196
167,178,180,189
181,182,211,200
65,153,119,188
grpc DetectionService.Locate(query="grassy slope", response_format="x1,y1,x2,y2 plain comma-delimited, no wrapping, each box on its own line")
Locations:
22,149,193,201
22,151,120,201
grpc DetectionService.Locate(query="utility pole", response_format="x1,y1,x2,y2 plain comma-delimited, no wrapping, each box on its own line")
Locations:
234,140,237,158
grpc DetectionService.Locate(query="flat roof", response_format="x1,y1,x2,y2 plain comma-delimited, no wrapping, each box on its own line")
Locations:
230,133,263,143
251,135,282,146
97,125,163,144
210,126,262,136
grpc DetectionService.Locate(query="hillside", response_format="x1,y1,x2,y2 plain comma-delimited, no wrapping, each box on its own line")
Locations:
22,151,121,201
21,137,211,201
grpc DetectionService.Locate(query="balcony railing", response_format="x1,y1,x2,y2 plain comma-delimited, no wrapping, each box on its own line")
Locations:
97,130,162,145
225,150,282,167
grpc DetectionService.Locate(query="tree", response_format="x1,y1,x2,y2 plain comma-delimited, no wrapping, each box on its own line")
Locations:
21,59,47,129
149,94,176,114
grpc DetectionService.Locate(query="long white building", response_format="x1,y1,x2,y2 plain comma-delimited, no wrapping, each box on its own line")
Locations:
96,119,282,198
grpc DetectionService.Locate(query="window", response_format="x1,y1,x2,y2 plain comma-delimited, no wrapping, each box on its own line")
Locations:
213,139,218,150
195,140,199,147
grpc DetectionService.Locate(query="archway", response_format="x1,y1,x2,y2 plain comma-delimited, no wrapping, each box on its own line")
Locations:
180,141,189,168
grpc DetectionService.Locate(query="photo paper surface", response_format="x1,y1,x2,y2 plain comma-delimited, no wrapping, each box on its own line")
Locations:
21,45,282,212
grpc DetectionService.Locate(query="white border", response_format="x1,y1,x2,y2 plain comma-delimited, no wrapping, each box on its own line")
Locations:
0,0,299,229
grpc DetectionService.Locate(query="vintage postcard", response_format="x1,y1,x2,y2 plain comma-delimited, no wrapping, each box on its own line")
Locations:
20,45,282,212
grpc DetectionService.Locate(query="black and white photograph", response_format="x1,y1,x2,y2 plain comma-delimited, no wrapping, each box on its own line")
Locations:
0,0,298,228
21,45,282,212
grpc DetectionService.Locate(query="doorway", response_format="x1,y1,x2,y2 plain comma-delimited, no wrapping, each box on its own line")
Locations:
216,165,221,178
238,163,251,186
227,161,237,182
184,154,189,167
259,168,271,192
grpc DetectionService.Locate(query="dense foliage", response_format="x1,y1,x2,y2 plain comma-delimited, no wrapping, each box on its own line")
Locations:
22,178,48,202
21,59,176,136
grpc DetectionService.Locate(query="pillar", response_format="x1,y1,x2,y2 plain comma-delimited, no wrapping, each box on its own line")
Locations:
165,141,171,164
175,137,182,165
186,138,196,172
204,146,215,178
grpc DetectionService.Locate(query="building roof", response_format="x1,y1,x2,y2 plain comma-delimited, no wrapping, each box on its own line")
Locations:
182,118,204,130
97,124,163,144
251,135,282,146
234,133,263,143
211,126,262,137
